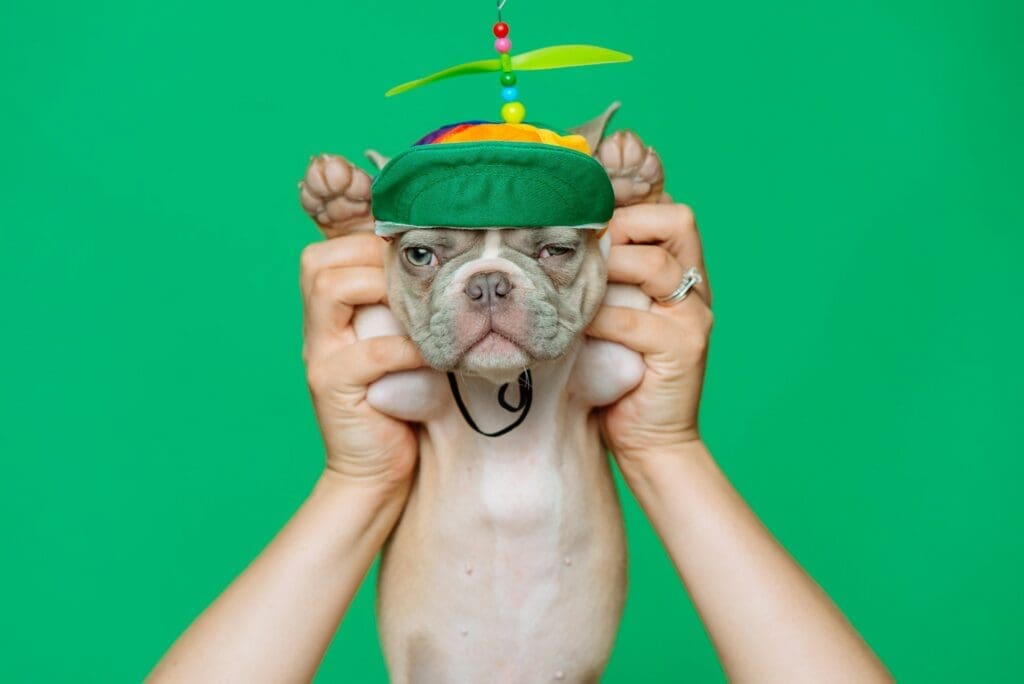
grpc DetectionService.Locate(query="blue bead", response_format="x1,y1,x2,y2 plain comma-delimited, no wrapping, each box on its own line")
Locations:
501,86,519,102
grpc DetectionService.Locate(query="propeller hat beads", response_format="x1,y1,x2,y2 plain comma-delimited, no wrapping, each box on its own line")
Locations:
373,1,631,234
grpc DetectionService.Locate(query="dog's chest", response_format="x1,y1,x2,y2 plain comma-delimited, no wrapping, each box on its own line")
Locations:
378,408,625,684
473,443,566,532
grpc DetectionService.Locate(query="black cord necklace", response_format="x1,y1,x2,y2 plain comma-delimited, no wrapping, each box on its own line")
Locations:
446,369,533,437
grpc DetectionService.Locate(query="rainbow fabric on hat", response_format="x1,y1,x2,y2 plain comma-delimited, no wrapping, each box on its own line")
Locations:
413,121,589,154
372,121,615,235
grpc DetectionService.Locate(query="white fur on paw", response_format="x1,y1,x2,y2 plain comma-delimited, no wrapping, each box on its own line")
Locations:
572,283,650,406
575,339,645,407
367,370,445,422
604,283,652,311
353,304,405,340
298,153,374,237
355,305,447,421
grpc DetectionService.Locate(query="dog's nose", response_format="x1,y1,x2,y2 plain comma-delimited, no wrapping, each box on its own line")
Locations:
464,271,513,306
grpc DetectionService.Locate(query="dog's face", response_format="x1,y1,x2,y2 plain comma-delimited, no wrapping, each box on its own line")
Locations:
384,227,606,380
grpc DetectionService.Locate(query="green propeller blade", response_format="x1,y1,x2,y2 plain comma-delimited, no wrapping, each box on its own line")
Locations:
385,58,501,97
385,44,633,97
512,44,633,71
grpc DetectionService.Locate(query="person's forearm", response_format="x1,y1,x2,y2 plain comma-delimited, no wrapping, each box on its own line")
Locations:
148,471,408,683
621,442,892,682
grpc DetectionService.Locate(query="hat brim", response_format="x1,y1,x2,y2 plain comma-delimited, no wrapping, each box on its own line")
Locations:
371,142,615,232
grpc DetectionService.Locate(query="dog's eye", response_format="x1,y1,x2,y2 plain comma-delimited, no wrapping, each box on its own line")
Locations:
539,245,574,259
404,246,437,267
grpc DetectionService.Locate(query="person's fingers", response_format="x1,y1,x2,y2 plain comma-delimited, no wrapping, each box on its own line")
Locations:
606,244,687,300
299,232,386,298
304,266,388,350
608,203,697,252
607,242,711,305
607,203,712,305
341,336,427,388
587,300,712,360
306,335,427,395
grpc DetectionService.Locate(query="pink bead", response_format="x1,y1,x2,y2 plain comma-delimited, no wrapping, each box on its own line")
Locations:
494,37,511,53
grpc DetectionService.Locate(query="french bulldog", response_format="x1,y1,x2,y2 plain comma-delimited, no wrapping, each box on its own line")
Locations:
299,103,666,683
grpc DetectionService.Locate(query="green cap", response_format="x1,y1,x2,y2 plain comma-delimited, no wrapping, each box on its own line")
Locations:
371,141,614,235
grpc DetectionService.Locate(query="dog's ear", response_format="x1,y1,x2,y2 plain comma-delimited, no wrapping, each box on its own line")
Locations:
568,101,621,156
364,149,390,171
570,102,667,207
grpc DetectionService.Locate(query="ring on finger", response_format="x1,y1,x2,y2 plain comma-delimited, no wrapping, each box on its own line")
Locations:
656,267,703,305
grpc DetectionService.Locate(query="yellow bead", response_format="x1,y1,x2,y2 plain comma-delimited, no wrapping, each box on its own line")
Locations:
501,101,526,124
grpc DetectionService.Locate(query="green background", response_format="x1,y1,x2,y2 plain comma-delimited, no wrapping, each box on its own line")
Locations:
2,0,1021,680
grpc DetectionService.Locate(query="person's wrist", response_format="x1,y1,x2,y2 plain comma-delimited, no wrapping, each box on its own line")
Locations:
313,467,412,511
300,468,412,566
612,436,711,490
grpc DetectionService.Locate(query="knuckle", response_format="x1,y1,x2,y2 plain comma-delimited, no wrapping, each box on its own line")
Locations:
310,268,340,299
615,308,641,332
299,243,321,276
304,339,344,388
673,203,696,228
305,360,329,392
365,338,393,366
673,302,712,336
654,247,672,271
679,328,709,357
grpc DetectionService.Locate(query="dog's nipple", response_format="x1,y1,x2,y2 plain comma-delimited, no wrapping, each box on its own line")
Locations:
464,564,474,576
554,670,565,680
563,557,572,567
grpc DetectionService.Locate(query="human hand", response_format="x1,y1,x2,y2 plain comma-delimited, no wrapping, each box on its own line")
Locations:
587,203,714,477
299,232,427,490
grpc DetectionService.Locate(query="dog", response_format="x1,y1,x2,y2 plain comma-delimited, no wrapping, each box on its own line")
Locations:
299,103,665,683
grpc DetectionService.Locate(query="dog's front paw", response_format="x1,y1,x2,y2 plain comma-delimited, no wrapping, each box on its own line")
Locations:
298,153,374,238
596,130,666,207
572,284,649,407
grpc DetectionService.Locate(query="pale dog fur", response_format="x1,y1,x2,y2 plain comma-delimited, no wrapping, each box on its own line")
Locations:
298,104,664,682
359,229,648,683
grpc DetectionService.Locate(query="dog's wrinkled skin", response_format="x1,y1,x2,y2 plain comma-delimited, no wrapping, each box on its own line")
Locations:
387,227,607,383
300,104,664,683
